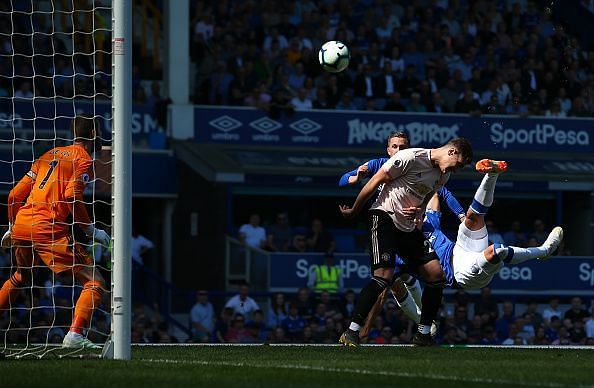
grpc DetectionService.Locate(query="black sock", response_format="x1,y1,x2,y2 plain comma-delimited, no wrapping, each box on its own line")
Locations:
419,286,443,326
351,277,388,327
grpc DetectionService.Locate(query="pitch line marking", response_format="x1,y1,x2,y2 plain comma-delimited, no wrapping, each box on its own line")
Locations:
141,358,590,387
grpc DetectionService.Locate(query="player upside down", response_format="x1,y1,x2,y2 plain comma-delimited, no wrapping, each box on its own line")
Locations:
361,159,564,341
0,115,111,349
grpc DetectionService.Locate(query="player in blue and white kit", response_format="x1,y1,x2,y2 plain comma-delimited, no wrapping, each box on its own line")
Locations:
363,159,564,342
407,159,563,291
338,132,465,330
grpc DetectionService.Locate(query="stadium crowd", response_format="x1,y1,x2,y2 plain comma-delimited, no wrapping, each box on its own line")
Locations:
184,284,594,346
235,211,571,254
190,0,594,117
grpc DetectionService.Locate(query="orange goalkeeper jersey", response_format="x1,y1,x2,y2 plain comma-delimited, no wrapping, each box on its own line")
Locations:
11,144,93,242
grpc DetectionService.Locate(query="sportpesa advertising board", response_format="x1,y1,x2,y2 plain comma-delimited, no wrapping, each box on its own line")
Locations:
268,253,594,295
194,106,594,153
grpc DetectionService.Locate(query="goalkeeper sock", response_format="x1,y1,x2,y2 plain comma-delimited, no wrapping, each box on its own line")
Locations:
470,173,499,215
70,281,103,334
0,272,22,310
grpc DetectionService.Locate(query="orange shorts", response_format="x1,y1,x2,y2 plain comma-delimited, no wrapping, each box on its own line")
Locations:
12,236,93,275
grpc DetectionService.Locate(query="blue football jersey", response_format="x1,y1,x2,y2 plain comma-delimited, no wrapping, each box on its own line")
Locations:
422,210,455,287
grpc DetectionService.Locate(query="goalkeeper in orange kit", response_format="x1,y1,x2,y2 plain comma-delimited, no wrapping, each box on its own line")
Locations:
0,115,110,349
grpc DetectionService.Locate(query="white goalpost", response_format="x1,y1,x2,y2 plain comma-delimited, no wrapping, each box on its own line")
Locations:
0,0,131,360
111,0,131,361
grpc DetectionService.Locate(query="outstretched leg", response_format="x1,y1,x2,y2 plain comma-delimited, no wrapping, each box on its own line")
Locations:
490,227,564,264
0,241,34,313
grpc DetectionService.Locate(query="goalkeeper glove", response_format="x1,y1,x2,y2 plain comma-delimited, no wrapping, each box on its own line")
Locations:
1,223,12,248
84,225,111,247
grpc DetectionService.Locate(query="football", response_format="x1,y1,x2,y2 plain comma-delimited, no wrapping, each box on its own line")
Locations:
318,40,350,73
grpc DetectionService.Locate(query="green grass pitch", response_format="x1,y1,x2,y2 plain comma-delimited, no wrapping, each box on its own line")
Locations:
1,345,594,387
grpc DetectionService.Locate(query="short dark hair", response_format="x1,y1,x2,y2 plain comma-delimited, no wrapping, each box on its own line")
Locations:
71,114,100,142
447,137,473,165
386,131,409,146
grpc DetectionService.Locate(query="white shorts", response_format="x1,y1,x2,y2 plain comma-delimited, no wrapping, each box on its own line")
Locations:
452,222,503,289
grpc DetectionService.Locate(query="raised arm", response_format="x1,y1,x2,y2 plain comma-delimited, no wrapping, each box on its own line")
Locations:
338,158,388,187
339,168,393,219
437,186,465,221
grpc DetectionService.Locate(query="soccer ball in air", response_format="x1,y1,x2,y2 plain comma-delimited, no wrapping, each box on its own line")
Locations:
318,40,350,73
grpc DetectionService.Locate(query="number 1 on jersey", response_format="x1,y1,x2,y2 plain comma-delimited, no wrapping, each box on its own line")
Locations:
38,160,58,189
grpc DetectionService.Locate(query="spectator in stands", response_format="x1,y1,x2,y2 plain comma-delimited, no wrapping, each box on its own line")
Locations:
290,88,313,110
482,94,505,114
399,64,420,99
224,282,260,320
473,287,499,324
266,212,293,252
225,314,252,343
524,299,544,328
267,89,295,119
442,314,467,343
570,319,587,344
502,323,528,345
293,287,314,321
317,290,341,319
383,91,406,112
239,213,266,249
516,314,536,342
454,305,472,334
532,326,550,345
564,297,590,324
247,309,268,342
506,94,529,116
455,89,482,115
480,325,498,345
543,297,563,323
243,84,272,109
496,301,516,341
375,62,398,99
335,91,357,110
190,290,215,342
531,219,548,245
339,289,356,319
306,218,335,253
270,327,289,343
503,220,527,247
208,61,234,105
288,233,307,253
267,292,288,329
427,92,450,113
307,251,342,295
569,96,591,117
214,307,234,343
439,79,460,112
281,303,306,341
552,325,571,345
585,307,594,339
312,87,333,109
406,92,427,112
555,240,572,256
131,228,155,265
467,314,484,344
486,220,505,244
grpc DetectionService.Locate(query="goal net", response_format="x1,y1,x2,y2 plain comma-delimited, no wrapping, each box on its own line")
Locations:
0,0,113,358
